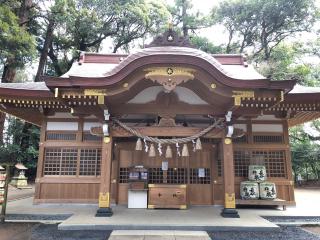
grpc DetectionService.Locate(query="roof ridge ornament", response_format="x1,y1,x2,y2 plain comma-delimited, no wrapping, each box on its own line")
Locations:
145,28,194,48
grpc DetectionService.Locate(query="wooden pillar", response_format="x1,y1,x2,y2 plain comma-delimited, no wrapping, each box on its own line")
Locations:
221,137,239,218
34,120,46,202
96,136,113,217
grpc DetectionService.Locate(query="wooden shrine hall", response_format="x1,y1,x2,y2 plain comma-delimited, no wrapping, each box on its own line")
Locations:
0,29,320,218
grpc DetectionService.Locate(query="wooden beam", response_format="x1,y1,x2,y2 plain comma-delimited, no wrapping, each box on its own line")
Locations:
91,126,224,138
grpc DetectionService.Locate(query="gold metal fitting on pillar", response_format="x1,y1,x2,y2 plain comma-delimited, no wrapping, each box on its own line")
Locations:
225,193,235,209
99,192,110,208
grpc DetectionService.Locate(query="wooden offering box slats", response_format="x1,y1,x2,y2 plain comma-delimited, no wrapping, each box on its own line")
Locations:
148,184,187,209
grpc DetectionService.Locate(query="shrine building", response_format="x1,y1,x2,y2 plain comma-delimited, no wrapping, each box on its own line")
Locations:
0,30,319,218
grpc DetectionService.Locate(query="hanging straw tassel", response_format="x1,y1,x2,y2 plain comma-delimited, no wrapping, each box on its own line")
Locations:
149,143,156,157
135,138,142,151
182,144,189,157
165,145,173,158
195,138,202,150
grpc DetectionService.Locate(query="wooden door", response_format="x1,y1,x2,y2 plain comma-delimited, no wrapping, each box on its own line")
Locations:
188,144,216,205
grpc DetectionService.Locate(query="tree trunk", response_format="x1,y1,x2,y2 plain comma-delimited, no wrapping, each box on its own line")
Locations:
35,18,55,82
20,122,33,151
181,0,188,37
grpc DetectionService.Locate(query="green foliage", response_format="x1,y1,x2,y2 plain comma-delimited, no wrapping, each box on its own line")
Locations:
0,117,39,168
0,4,35,67
190,36,224,54
254,42,320,85
46,0,170,75
213,0,317,59
290,122,320,180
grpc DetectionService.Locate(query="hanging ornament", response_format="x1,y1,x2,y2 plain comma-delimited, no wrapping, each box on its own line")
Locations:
158,143,163,156
182,143,189,157
149,143,156,157
144,139,149,153
135,138,142,151
165,145,173,158
192,139,196,152
176,143,181,157
196,138,202,150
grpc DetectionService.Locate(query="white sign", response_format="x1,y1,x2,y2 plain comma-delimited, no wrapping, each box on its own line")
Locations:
198,168,205,178
162,161,168,171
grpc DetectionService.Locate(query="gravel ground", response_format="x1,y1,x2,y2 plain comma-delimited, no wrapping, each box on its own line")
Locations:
5,214,72,221
263,216,320,223
209,226,320,240
0,223,111,240
0,223,320,240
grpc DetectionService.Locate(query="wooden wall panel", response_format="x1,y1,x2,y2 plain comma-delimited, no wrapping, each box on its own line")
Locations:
189,185,212,205
118,184,129,204
38,183,99,201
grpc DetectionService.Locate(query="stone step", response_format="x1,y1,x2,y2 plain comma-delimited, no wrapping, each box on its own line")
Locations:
108,230,211,240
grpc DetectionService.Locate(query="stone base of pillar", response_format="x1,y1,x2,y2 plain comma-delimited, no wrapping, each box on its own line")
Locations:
221,208,240,218
95,207,113,217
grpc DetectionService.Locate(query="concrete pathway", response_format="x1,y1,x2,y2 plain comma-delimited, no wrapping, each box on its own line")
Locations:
108,230,211,240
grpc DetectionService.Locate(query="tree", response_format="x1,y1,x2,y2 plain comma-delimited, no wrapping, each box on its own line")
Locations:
169,0,211,37
213,0,317,59
0,117,39,172
190,36,224,54
0,1,36,143
44,0,169,76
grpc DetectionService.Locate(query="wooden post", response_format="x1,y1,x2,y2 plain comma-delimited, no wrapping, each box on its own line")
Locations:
221,137,239,218
34,120,46,201
96,136,113,217
0,166,11,223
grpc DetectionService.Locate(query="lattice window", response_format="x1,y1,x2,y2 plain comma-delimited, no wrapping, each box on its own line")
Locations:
167,168,187,184
233,135,248,144
79,149,101,176
234,150,250,177
251,150,286,178
83,133,102,142
46,132,76,141
266,151,286,178
44,149,61,175
148,168,163,184
60,149,78,175
253,135,283,143
44,148,77,176
217,157,222,177
119,168,129,183
190,168,211,184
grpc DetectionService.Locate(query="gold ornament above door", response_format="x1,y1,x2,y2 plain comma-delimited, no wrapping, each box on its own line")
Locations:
144,67,196,92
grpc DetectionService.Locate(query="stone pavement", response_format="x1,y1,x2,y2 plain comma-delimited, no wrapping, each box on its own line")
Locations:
5,188,320,232
108,230,211,240
7,184,35,201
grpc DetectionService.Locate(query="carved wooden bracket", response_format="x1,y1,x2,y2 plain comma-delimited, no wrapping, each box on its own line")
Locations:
145,67,196,92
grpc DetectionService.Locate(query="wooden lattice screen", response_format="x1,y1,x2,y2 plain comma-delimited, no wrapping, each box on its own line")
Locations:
119,167,129,183
46,132,77,141
167,168,188,184
189,168,211,184
234,150,287,178
253,134,283,143
79,149,101,176
44,148,101,176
